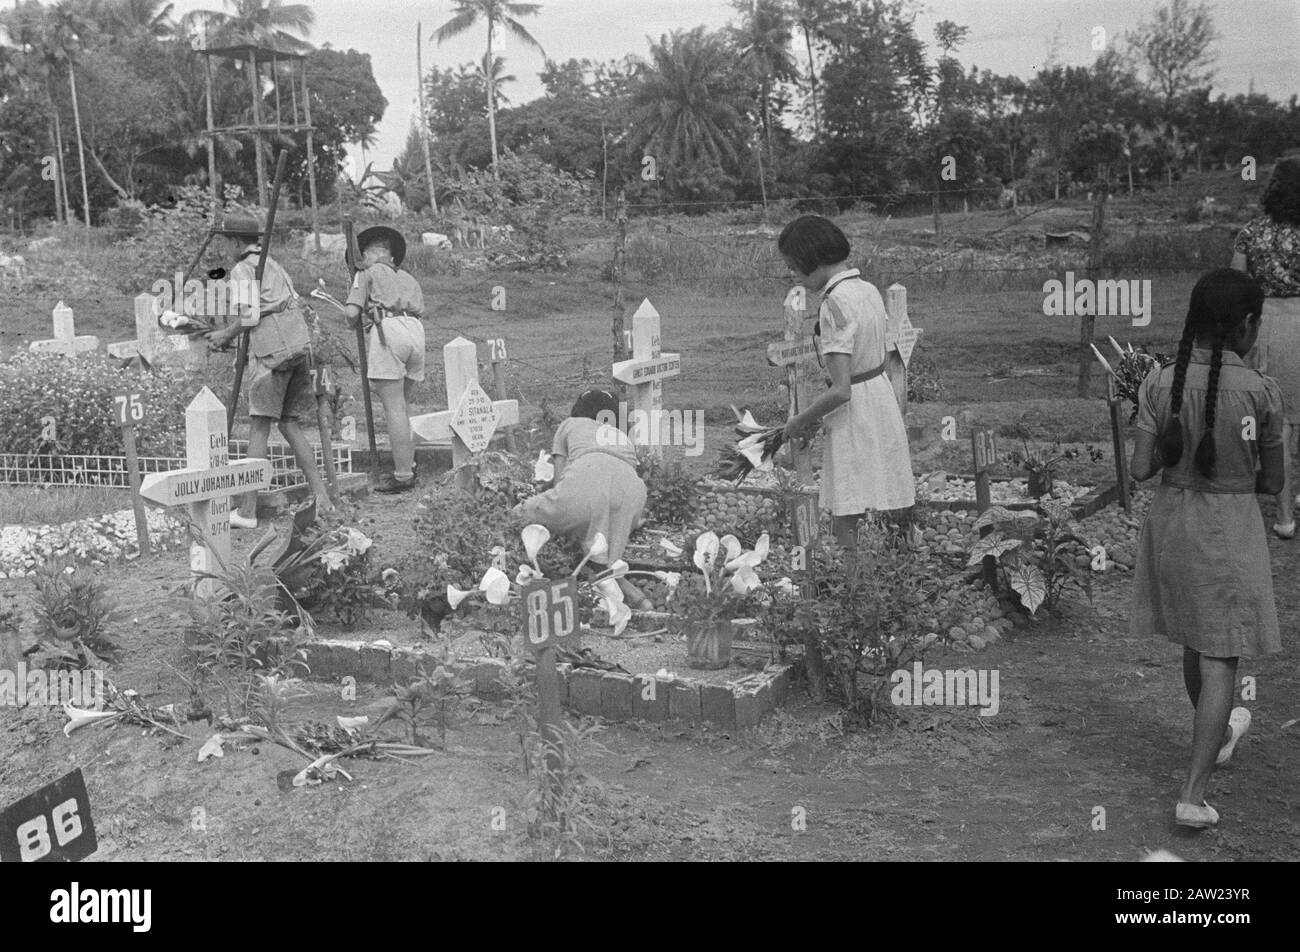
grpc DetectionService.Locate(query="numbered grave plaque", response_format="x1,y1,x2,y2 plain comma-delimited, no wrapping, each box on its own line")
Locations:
113,390,149,427
0,768,97,863
518,578,579,652
787,494,820,549
488,338,508,361
973,428,997,474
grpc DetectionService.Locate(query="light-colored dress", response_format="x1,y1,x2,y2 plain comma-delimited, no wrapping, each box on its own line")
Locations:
1129,350,1283,657
815,269,916,515
517,417,647,564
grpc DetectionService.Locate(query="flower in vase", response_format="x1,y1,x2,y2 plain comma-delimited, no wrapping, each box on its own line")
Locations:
521,524,550,569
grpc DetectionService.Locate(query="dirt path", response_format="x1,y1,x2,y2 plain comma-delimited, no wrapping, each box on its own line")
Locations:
1,492,1296,861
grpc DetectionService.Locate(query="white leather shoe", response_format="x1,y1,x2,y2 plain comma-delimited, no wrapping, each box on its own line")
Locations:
1216,707,1251,766
1175,801,1219,828
229,511,258,530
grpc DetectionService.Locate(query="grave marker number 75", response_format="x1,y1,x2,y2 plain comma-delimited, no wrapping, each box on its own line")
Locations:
114,391,147,426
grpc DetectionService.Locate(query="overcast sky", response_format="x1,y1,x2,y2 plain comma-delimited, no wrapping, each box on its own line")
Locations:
169,0,1299,174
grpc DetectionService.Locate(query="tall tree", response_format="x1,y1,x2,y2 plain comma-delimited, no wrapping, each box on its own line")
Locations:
730,0,795,158
432,0,545,180
181,0,314,52
787,0,825,137
1129,0,1218,107
49,1,94,225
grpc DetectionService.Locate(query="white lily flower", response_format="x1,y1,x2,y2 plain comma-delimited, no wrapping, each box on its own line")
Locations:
516,564,543,585
659,538,683,558
725,533,771,571
736,409,763,431
730,564,762,594
478,567,512,605
521,524,550,569
62,702,120,737
343,528,372,555
736,431,767,450
693,531,719,573
740,443,770,470
654,570,682,591
534,450,554,482
719,534,743,563
446,584,473,609
489,545,507,571
601,559,629,579
587,532,608,559
320,549,349,573
753,532,770,563
772,576,797,596
594,578,632,636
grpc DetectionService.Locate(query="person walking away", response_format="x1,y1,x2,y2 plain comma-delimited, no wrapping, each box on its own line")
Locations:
1129,268,1284,828
344,226,426,494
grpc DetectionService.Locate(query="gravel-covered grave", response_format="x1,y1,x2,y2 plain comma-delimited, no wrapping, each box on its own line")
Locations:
0,507,187,578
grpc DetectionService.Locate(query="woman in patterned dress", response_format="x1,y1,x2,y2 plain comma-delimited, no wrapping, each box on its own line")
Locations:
1232,155,1300,536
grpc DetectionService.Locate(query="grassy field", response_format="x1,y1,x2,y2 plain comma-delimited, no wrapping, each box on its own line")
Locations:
0,165,1261,484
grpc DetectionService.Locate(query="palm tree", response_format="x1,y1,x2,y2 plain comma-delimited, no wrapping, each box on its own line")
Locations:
48,2,93,226
474,52,516,107
731,0,795,204
90,0,176,39
788,0,824,137
630,27,747,173
181,0,314,52
433,1,545,180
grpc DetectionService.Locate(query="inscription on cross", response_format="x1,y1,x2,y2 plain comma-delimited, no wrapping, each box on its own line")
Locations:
410,337,520,489
771,286,820,487
29,302,98,357
611,299,680,458
138,388,270,598
884,284,921,414
107,293,198,368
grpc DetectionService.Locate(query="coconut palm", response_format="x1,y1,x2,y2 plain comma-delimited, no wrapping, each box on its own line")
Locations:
474,52,516,108
47,1,93,226
630,27,748,173
92,0,176,39
180,0,314,52
730,0,795,201
432,0,545,180
788,0,825,137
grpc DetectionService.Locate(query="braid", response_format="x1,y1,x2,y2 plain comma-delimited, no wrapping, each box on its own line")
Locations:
1158,323,1197,466
1194,327,1225,477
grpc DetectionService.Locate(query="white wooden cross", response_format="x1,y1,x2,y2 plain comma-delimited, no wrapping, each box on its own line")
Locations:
30,301,98,357
770,286,820,487
410,337,520,488
884,283,921,416
138,387,270,598
107,292,199,368
611,299,680,458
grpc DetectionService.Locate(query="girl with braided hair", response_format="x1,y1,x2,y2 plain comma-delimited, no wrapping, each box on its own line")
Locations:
1129,268,1285,829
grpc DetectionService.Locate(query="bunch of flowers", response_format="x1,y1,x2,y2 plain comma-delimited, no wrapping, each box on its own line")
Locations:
665,530,774,628
275,524,383,628
715,408,786,485
1090,337,1168,424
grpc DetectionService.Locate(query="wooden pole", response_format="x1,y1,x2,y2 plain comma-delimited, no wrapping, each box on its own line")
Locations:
1078,182,1107,397
311,356,339,500
972,427,997,590
122,421,150,556
67,63,91,227
247,50,268,208
490,348,518,454
343,217,379,475
611,189,628,361
1106,375,1132,513
416,22,439,215
204,50,219,217
301,59,321,252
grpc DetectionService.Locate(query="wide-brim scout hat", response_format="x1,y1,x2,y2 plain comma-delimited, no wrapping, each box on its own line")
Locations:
214,211,265,239
356,225,406,267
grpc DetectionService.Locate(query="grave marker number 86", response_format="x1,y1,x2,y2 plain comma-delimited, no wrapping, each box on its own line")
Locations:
15,798,82,862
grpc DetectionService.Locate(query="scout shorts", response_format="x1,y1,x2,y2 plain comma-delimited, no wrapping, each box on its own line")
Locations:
367,314,426,381
248,352,314,421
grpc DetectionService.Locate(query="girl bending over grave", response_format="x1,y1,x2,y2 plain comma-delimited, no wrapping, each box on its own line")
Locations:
1129,268,1283,829
777,215,915,552
516,389,652,609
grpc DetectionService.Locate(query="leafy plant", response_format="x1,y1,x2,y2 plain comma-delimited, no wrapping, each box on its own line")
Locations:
29,559,120,668
522,718,611,860
638,453,699,525
966,501,1094,617
664,529,768,635
374,663,473,749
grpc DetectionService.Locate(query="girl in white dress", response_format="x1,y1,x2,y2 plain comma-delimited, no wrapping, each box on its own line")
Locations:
778,215,915,550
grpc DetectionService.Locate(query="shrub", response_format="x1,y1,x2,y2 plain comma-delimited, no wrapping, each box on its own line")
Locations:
638,454,698,525
0,353,189,459
116,184,247,294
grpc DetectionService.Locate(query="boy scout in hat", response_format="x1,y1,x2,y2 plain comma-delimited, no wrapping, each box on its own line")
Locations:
204,211,332,525
344,225,426,493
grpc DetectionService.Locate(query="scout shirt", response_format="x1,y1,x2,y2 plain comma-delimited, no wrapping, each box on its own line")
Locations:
345,261,425,318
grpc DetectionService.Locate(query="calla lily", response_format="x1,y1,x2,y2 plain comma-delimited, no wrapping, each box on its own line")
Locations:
343,528,372,555
719,534,743,563
587,533,608,559
516,564,543,585
739,443,772,471
772,576,797,596
534,451,554,482
733,407,764,432
726,533,771,571
478,567,511,605
62,702,120,736
753,532,770,562
521,524,550,569
693,531,719,572
320,549,349,573
595,579,631,636
729,565,762,594
488,545,507,571
596,559,629,579
446,584,472,609
659,538,683,558
655,570,682,590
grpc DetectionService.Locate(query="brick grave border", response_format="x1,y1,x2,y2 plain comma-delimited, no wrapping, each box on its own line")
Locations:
303,637,798,730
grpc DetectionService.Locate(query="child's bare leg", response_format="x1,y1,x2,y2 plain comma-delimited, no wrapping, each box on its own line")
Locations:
278,417,333,511
374,378,414,479
1275,423,1297,526
1180,653,1238,807
235,417,273,520
1183,647,1234,747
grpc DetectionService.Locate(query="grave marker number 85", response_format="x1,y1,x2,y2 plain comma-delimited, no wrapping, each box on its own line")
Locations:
522,581,576,648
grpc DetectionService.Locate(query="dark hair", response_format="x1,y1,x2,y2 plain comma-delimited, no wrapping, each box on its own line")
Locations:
1158,268,1265,477
777,215,851,276
571,389,619,421
1261,156,1300,227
